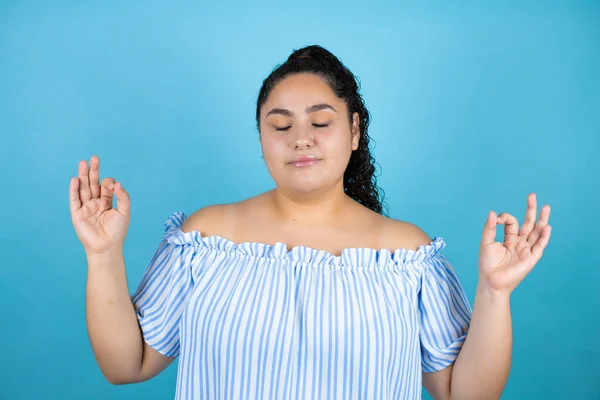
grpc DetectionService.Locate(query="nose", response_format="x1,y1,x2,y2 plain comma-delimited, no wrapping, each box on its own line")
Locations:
291,125,315,150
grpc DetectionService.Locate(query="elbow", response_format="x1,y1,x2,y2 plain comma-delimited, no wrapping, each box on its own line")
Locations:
105,373,132,386
102,369,142,386
106,376,129,386
108,377,132,386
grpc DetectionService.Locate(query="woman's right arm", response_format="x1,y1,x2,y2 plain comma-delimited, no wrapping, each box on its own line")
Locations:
71,155,174,384
86,250,175,384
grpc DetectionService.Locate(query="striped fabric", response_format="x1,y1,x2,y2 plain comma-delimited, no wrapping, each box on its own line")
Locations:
131,212,472,400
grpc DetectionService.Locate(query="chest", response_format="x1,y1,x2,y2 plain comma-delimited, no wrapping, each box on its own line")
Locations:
227,219,386,257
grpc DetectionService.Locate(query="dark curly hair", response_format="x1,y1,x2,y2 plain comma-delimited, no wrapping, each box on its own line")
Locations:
256,45,387,215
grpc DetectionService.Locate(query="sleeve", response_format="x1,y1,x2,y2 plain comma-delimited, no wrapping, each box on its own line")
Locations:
130,238,197,358
418,253,472,372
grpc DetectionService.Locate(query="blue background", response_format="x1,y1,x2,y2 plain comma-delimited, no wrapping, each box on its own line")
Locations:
1,1,598,399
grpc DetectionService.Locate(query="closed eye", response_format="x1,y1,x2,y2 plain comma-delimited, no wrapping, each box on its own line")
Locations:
275,123,329,131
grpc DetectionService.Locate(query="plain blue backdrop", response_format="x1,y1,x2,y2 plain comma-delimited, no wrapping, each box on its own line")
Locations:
1,1,598,399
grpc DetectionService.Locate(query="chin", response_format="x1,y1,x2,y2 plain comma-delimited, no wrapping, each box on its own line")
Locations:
276,177,326,194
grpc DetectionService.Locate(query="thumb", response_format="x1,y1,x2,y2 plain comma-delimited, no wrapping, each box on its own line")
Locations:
481,210,498,247
114,182,130,219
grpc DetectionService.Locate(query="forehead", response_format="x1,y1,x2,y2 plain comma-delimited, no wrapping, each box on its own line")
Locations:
264,73,342,111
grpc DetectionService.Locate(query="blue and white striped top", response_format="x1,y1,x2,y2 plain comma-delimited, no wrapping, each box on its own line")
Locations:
131,211,472,400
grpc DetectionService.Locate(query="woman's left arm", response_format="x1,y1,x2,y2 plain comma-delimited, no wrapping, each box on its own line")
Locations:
425,193,552,400
449,280,513,399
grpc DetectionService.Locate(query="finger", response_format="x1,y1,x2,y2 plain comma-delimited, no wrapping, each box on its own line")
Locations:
78,160,91,202
89,155,101,199
114,182,130,219
69,177,81,215
532,225,552,259
498,212,519,236
498,212,519,249
519,193,537,238
528,205,551,245
481,210,498,247
100,177,115,202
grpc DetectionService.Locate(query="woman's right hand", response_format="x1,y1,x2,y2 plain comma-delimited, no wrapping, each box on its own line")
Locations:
70,155,131,256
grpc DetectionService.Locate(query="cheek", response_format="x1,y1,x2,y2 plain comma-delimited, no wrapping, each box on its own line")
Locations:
260,136,286,163
322,131,353,157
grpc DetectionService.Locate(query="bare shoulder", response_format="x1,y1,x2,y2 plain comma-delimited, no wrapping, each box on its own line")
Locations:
377,215,433,252
180,203,234,235
179,193,262,236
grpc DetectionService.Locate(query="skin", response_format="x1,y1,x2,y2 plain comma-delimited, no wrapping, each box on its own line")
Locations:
191,73,425,256
219,72,403,252
70,159,173,384
258,72,361,218
72,73,552,398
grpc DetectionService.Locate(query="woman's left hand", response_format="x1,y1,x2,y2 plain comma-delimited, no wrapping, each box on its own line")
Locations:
478,193,552,296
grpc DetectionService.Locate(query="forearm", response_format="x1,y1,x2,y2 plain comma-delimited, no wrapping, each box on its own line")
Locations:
450,282,512,399
86,250,143,384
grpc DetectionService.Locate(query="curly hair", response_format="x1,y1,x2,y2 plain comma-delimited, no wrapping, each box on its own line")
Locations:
256,45,387,215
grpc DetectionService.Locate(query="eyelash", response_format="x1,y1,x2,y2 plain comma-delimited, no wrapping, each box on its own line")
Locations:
275,123,329,131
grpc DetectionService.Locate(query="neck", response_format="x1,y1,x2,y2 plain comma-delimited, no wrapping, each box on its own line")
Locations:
268,183,351,225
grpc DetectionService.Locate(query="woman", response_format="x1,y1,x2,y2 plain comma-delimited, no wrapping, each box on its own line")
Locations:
70,45,552,400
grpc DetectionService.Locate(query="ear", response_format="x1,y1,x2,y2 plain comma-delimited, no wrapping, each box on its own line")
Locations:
351,112,361,151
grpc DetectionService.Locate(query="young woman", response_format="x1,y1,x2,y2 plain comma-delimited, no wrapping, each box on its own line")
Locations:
70,45,552,400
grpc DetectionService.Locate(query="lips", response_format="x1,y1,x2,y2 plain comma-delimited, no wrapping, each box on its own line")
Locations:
288,155,322,167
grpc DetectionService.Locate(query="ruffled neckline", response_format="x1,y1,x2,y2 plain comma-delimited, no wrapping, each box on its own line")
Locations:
162,211,446,268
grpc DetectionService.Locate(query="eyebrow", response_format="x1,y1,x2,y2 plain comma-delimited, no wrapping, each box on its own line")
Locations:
266,103,337,117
